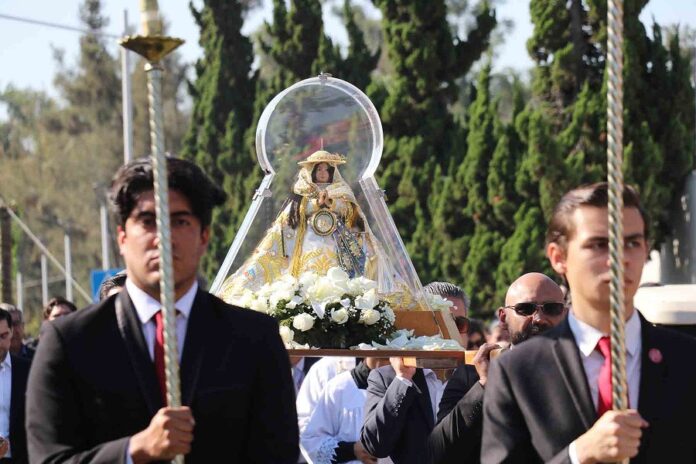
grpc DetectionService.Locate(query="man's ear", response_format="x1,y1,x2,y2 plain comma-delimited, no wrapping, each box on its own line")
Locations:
546,242,567,275
497,307,506,324
117,225,126,255
200,226,210,248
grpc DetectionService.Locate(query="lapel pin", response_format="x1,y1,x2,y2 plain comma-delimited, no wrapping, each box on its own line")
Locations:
648,348,662,364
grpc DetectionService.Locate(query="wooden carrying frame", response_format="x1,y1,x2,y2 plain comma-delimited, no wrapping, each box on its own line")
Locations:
287,308,478,368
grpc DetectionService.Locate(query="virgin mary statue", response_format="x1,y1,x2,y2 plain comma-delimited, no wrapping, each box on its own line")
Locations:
219,150,399,299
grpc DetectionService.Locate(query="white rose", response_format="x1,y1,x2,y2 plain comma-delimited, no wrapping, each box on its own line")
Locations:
327,267,349,283
347,276,378,295
382,305,396,325
250,298,270,314
340,298,351,308
286,295,305,310
359,308,381,325
292,313,315,332
306,277,345,303
279,326,295,344
257,286,275,304
299,271,318,289
330,308,349,325
233,290,256,309
355,288,379,310
311,301,327,319
269,287,295,309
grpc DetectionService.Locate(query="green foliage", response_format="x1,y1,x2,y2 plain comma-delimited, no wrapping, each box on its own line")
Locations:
182,0,256,280
0,0,189,331
371,0,496,288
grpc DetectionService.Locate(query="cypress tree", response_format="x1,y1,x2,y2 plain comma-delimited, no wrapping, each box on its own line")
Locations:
370,0,496,280
492,0,695,301
183,0,255,279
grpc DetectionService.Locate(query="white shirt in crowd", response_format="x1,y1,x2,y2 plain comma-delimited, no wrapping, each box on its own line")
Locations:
567,309,642,464
0,354,11,458
301,370,393,464
395,369,445,421
296,357,356,434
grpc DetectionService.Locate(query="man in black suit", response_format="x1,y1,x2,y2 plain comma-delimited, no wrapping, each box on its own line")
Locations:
0,308,30,464
482,183,696,463
360,282,469,464
26,157,299,463
429,273,566,464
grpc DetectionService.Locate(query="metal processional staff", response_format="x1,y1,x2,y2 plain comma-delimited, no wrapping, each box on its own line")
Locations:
120,1,184,463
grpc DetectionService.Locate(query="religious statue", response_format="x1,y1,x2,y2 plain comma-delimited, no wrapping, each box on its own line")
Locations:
219,150,397,300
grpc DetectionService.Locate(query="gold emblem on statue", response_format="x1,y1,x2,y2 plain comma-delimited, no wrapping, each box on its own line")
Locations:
311,210,337,236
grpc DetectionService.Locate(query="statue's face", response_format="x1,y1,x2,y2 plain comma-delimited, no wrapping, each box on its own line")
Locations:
314,163,331,183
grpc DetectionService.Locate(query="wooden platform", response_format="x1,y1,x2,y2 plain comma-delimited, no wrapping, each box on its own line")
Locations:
287,348,501,368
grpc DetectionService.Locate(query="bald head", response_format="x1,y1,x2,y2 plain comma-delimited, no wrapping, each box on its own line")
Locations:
500,273,566,346
505,273,564,307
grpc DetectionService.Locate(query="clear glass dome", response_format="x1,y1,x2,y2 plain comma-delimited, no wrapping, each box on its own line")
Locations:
210,75,428,311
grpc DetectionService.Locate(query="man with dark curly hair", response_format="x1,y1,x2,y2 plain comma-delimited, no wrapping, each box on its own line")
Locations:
27,157,299,463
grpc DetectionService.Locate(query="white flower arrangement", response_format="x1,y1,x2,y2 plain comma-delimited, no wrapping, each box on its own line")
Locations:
231,267,396,348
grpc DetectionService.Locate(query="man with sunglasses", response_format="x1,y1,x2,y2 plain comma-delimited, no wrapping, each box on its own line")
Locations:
498,273,567,346
428,273,565,464
482,183,696,463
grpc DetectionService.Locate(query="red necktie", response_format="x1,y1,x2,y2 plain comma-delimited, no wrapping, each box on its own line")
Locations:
154,310,167,404
596,336,612,417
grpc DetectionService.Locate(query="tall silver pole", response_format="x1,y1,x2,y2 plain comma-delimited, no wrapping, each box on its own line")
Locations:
15,272,23,310
120,3,184,462
41,255,48,306
122,9,134,164
147,61,182,414
607,7,629,464
100,203,111,269
64,232,73,301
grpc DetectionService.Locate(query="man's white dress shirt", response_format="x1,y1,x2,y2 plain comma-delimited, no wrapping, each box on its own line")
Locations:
124,279,198,464
567,309,642,464
125,279,197,361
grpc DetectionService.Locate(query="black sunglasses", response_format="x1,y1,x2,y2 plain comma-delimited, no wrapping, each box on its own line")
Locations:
503,302,566,317
453,316,470,332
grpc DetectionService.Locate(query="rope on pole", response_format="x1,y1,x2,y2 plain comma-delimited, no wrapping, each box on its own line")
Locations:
607,0,629,424
146,62,183,464
120,3,184,460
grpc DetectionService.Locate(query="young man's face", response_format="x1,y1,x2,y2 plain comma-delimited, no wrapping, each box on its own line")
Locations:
118,190,209,299
548,206,647,313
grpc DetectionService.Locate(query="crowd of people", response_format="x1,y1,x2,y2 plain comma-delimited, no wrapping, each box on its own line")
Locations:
0,157,693,463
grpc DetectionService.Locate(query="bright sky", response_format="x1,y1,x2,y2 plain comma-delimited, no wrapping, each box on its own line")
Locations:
0,0,694,103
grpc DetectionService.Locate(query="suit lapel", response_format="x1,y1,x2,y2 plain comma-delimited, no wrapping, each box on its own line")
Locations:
180,290,208,406
551,318,596,429
637,315,665,459
413,369,435,430
9,355,24,441
115,292,162,415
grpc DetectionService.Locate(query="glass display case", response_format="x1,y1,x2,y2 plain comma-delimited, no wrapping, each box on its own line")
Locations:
210,75,430,312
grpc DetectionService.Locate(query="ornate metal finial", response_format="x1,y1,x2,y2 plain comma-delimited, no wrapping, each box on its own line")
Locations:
119,0,183,63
